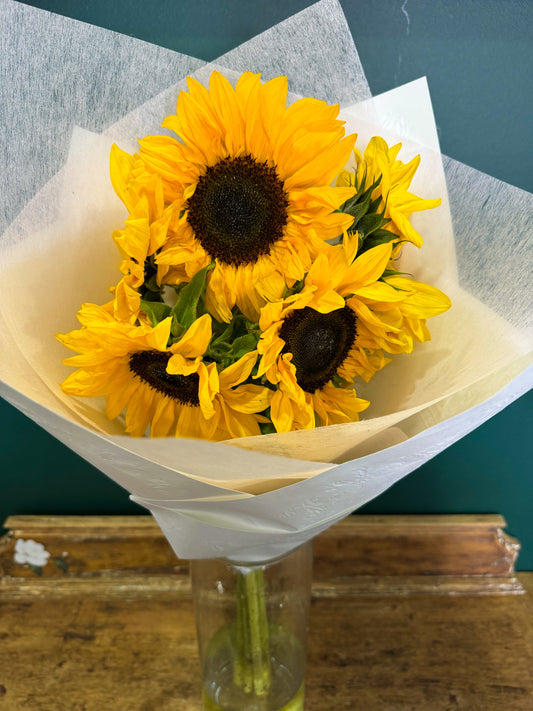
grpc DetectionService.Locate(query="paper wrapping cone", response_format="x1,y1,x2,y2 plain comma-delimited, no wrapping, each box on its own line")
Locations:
1,0,531,561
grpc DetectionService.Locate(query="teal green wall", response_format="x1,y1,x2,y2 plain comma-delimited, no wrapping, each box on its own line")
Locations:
3,1,532,566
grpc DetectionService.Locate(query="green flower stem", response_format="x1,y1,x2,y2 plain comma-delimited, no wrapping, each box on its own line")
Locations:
246,567,271,695
234,573,253,692
233,566,271,696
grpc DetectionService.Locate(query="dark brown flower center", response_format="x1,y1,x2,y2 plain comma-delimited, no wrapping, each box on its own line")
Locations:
279,306,357,393
187,154,289,266
129,351,199,405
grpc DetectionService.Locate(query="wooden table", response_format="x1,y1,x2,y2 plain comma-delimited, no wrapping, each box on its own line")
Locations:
1,515,532,710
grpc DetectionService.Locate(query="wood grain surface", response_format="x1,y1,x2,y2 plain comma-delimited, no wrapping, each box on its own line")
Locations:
1,515,532,710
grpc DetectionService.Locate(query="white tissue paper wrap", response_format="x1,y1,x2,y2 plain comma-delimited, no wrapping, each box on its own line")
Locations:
1,0,531,562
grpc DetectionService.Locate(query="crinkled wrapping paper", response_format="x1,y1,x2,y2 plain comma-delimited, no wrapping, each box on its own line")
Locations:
1,0,531,561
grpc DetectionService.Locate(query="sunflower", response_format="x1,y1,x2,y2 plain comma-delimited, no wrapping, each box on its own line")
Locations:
120,71,356,322
256,232,450,431
311,233,451,358
336,136,441,249
57,308,272,440
365,273,453,354
109,148,174,323
256,236,400,382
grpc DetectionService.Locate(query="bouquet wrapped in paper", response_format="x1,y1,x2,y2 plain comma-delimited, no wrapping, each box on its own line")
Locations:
1,0,531,565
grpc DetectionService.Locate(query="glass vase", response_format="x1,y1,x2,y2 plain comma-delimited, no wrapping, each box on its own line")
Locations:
190,541,313,711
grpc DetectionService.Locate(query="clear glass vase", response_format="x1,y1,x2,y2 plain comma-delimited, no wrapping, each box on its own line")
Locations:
190,541,313,711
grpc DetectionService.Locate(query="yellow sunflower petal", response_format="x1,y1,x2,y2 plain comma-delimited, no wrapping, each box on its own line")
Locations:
197,362,219,420
284,133,356,190
208,71,245,155
124,386,157,437
258,75,288,148
386,276,452,318
222,384,273,415
354,281,409,303
110,144,136,210
150,396,177,438
338,243,393,294
219,351,258,389
205,264,236,323
216,401,263,439
313,384,369,426
168,313,212,362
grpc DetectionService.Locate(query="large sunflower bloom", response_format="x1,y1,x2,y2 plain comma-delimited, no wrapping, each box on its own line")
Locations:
310,233,450,360
57,309,272,440
256,233,450,431
130,71,356,322
256,236,402,385
337,136,441,248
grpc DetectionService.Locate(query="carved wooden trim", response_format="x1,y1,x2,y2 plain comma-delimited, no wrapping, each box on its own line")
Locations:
0,514,524,597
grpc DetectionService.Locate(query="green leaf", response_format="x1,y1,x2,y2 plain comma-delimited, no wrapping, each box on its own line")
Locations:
231,333,259,358
208,343,233,361
368,172,383,190
207,320,237,362
172,264,214,330
340,191,363,214
259,421,277,435
346,196,371,226
211,320,235,345
143,291,163,303
29,565,43,576
361,230,398,253
284,279,305,298
359,230,398,254
170,318,185,340
368,196,384,214
340,172,367,211
140,300,171,327
145,273,160,293
357,212,389,237
369,228,395,239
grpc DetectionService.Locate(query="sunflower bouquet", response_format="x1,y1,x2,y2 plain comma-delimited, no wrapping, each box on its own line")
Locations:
52,75,452,705
1,4,532,706
1,0,531,561
57,71,450,441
